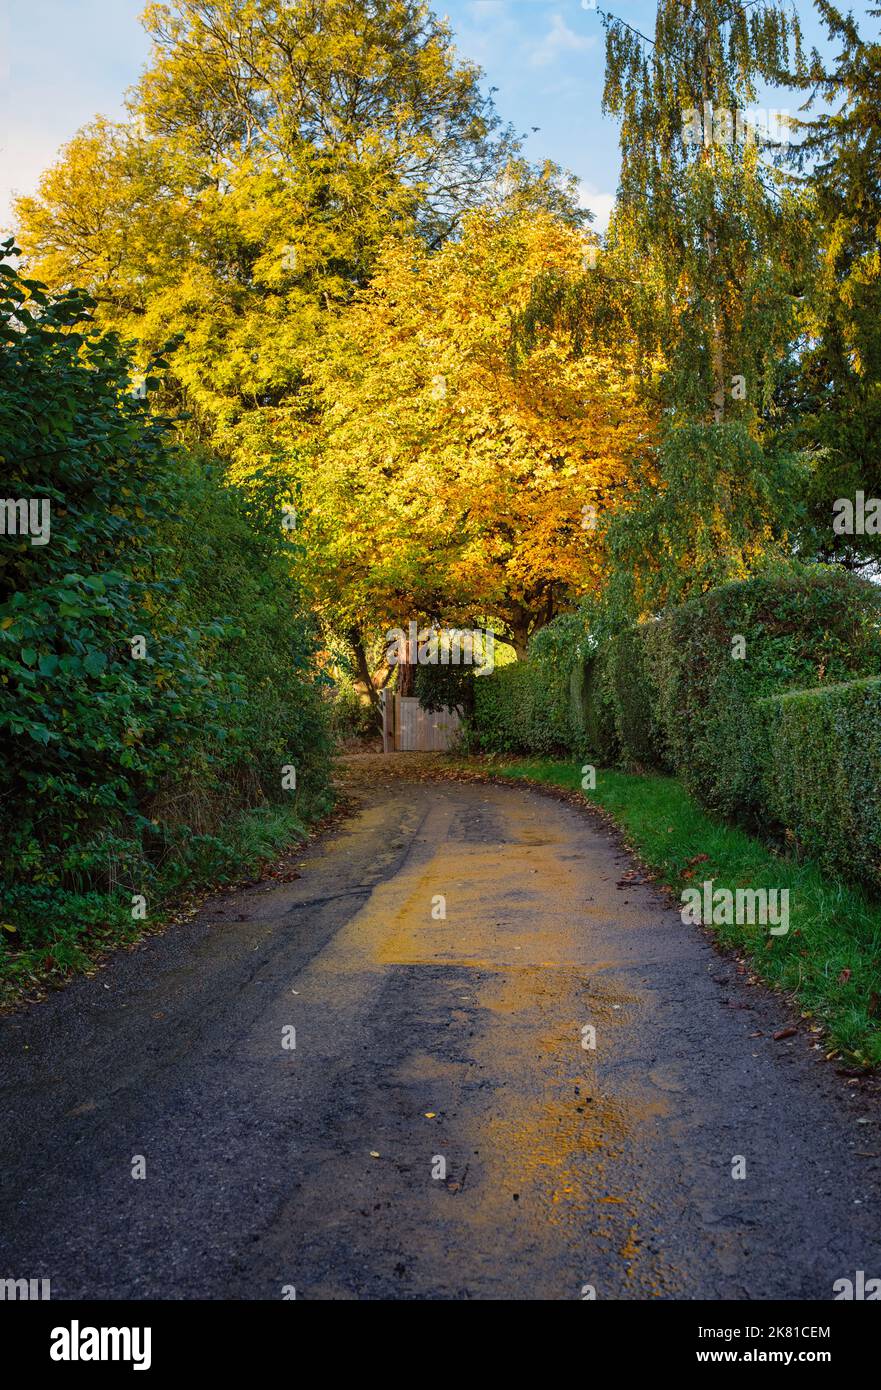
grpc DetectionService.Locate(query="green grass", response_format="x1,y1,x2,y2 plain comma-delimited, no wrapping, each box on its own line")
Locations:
0,790,334,1008
480,757,881,1066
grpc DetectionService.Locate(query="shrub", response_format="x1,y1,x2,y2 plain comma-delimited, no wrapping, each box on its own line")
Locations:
757,677,881,892
472,660,541,753
607,622,668,769
582,645,619,763
414,660,475,717
0,251,329,965
646,566,881,821
471,614,587,755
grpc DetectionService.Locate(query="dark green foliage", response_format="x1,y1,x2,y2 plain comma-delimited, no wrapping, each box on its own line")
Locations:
582,645,618,763
586,566,881,821
606,622,667,769
414,660,475,717
583,567,878,799
0,250,329,980
578,566,881,865
601,424,808,619
782,2,881,569
472,566,881,900
648,566,881,821
472,661,543,754
471,616,587,756
757,676,881,893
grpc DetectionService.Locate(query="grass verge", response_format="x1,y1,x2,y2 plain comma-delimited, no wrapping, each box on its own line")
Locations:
0,789,335,1009
467,756,881,1067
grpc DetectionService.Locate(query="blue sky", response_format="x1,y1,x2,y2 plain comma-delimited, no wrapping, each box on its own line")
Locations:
0,1,866,237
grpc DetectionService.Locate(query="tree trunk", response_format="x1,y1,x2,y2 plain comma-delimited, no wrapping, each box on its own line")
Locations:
347,625,380,711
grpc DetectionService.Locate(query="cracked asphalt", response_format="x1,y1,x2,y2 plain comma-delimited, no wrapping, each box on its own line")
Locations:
1,756,880,1300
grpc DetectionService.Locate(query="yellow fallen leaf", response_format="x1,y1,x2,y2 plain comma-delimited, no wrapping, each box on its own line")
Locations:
369,1151,380,1158
424,1112,436,1119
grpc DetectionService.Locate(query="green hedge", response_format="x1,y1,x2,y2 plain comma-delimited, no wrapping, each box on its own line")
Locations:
472,659,574,755
651,568,881,820
582,644,618,763
472,565,881,894
607,622,668,769
757,677,881,892
587,567,881,821
0,253,330,960
472,614,587,755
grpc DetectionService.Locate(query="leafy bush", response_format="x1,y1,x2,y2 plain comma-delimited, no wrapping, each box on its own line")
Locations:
0,250,329,976
606,622,667,769
471,564,881,899
757,677,881,892
329,684,379,743
582,644,618,763
471,614,587,755
584,567,881,816
648,566,881,820
414,660,476,716
473,660,541,753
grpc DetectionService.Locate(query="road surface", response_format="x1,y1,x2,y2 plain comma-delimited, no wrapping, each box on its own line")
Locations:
2,757,879,1299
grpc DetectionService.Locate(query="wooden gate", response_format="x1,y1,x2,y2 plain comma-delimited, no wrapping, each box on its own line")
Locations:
382,692,461,752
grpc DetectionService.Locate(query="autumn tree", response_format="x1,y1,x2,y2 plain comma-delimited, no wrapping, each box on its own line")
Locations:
303,198,655,665
15,0,517,446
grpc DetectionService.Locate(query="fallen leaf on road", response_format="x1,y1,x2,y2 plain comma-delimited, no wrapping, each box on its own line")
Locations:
773,1025,798,1041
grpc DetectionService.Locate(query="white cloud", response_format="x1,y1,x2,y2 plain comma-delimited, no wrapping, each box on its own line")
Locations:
577,181,615,234
529,14,596,67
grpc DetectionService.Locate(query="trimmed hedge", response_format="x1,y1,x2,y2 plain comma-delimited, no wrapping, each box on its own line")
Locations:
472,658,574,755
757,677,881,892
472,614,587,755
607,622,667,770
472,565,881,894
594,566,881,820
582,643,618,763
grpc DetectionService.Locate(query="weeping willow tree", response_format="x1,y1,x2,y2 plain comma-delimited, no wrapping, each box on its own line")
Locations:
517,2,814,621
779,3,881,570
596,0,816,617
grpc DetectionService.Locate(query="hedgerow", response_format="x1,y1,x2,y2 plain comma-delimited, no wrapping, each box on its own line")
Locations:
640,566,881,820
757,677,881,893
470,564,881,894
0,252,329,983
471,614,587,755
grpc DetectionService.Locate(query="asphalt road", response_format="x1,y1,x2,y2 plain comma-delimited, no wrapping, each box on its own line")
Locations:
2,757,880,1300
